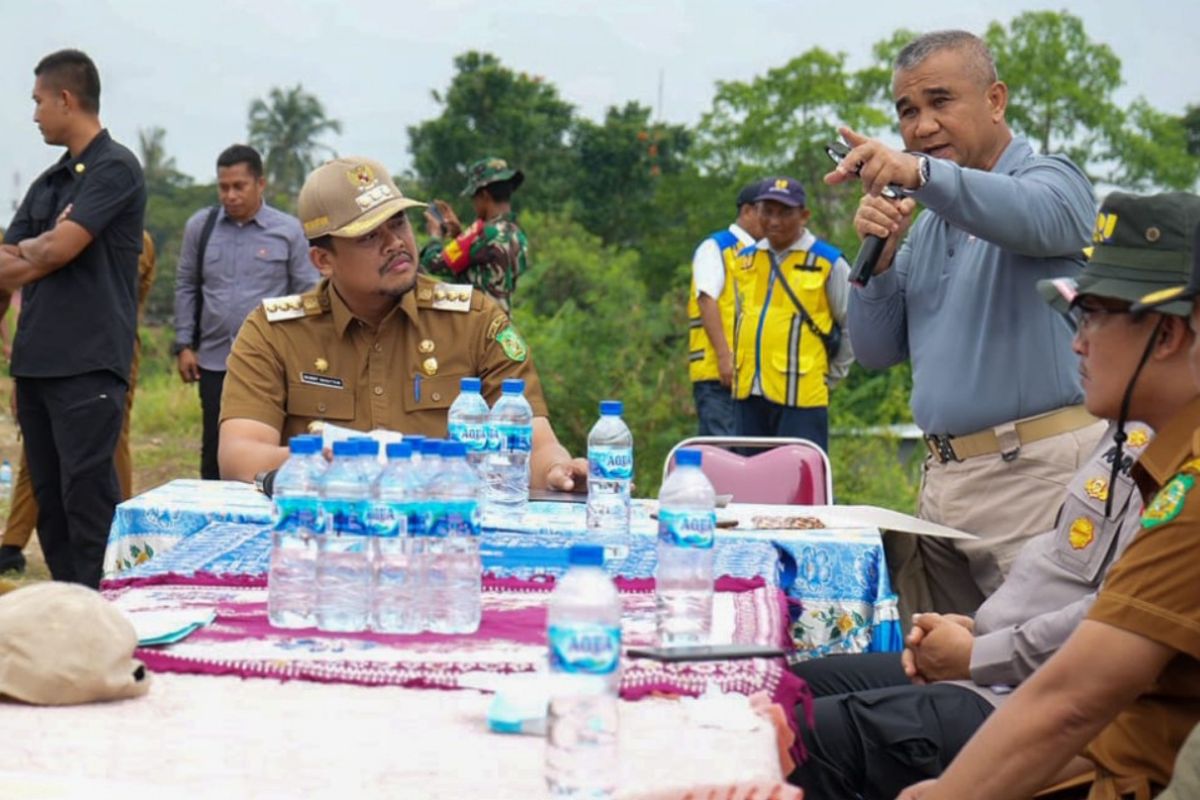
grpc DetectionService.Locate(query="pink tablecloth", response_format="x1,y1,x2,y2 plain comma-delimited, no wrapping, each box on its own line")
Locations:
104,573,807,712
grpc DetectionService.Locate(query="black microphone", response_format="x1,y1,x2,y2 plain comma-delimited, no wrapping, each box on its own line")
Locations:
850,235,886,288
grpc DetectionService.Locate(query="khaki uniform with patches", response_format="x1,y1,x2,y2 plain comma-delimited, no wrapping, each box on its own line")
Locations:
955,422,1151,695
219,275,548,441
1084,397,1200,798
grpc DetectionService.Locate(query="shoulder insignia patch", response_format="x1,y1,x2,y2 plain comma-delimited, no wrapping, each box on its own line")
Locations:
1084,478,1108,502
1068,517,1095,550
496,325,528,362
1142,473,1196,529
263,294,319,323
486,315,507,341
430,283,472,312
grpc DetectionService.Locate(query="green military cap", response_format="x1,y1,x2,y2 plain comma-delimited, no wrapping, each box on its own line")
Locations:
1038,191,1200,318
461,156,525,197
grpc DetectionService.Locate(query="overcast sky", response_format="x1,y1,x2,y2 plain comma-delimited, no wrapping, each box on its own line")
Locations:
0,0,1195,214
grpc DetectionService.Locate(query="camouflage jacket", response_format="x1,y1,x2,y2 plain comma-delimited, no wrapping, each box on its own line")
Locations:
420,211,528,314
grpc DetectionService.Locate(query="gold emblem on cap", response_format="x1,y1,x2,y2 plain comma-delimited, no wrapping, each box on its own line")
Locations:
74,163,86,174
423,357,438,375
1127,429,1149,448
314,357,329,373
418,287,433,302
418,339,435,354
1084,478,1108,502
1145,226,1162,243
1068,517,1095,550
347,164,375,188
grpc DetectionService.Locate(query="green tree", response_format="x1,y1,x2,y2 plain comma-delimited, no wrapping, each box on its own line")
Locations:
248,84,342,210
572,102,692,248
137,126,191,196
407,52,577,215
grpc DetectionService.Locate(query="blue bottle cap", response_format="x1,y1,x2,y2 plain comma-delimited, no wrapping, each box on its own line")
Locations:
675,448,702,468
440,441,467,458
460,376,482,393
405,434,426,447
332,440,357,457
386,442,413,459
419,439,442,456
288,436,316,455
599,400,623,416
356,439,380,456
501,378,525,394
567,544,605,567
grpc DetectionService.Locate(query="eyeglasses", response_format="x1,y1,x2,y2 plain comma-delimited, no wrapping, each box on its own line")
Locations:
1067,301,1132,332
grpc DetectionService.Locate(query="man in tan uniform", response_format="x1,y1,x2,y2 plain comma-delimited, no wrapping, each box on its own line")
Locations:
897,193,1200,799
218,157,587,488
0,230,155,574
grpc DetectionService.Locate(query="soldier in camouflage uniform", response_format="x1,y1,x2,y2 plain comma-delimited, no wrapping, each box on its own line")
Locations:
420,156,528,314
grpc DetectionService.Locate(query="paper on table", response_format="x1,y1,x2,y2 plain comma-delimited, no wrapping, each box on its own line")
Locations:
125,608,216,646
317,422,405,461
755,504,978,540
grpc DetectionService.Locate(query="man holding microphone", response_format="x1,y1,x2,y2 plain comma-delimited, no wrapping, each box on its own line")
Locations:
826,30,1104,616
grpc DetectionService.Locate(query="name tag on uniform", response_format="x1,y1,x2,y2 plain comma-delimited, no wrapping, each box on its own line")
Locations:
300,372,344,389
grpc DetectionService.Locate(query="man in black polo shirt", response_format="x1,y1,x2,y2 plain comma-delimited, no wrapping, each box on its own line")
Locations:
0,49,146,588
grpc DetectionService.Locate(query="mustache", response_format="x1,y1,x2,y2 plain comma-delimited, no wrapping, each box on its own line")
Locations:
378,251,411,276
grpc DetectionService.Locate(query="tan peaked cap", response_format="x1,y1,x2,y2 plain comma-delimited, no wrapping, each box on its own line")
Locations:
0,582,149,705
298,156,426,239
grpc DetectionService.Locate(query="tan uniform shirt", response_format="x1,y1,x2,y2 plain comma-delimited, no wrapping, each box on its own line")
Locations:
1085,396,1200,790
220,275,549,442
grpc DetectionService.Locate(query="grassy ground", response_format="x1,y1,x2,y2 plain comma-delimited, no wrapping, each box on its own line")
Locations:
0,362,202,590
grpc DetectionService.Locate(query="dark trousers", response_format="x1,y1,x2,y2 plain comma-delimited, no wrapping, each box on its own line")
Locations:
199,368,226,480
735,395,829,453
17,372,126,588
789,653,994,800
693,380,735,437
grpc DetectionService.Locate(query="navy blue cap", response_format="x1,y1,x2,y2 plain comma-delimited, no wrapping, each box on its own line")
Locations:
568,544,605,567
754,176,806,208
737,180,765,208
386,441,413,459
599,399,623,416
675,449,702,468
460,376,482,393
501,378,525,394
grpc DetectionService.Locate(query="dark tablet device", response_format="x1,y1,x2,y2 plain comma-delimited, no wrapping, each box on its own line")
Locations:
528,488,588,503
625,643,787,663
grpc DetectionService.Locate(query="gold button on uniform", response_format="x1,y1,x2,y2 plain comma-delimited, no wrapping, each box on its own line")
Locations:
418,288,432,301
423,357,438,376
431,392,442,402
373,386,384,396
317,402,327,413
418,339,435,354
373,343,382,353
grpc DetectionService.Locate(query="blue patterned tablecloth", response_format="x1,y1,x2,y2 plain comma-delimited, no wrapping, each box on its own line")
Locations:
104,480,900,657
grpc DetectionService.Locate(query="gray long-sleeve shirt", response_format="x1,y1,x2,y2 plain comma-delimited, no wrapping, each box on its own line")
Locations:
173,203,319,371
962,422,1151,694
847,136,1094,436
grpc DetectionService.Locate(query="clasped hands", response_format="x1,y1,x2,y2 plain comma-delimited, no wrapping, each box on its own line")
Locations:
901,612,975,684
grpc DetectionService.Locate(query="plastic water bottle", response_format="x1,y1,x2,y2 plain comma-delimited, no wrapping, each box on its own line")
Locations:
655,448,715,646
316,440,372,632
372,442,423,633
586,401,634,534
406,435,426,467
447,377,491,479
349,436,383,485
486,380,533,499
268,436,323,628
426,441,483,633
485,378,533,520
545,544,621,799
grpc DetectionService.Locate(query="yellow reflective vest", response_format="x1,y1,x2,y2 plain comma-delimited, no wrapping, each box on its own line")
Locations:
733,238,842,408
687,228,746,383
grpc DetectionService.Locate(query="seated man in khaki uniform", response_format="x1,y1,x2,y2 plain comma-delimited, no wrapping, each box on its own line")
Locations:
897,193,1200,799
218,156,586,488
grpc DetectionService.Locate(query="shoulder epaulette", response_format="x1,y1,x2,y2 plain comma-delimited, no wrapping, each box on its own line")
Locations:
262,293,323,322
416,282,473,313
810,238,844,265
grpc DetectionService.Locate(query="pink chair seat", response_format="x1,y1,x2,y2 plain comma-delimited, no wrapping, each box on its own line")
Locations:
663,437,832,505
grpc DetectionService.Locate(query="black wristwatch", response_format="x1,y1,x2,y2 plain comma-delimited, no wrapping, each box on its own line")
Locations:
903,152,930,194
171,342,193,357
254,469,278,498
